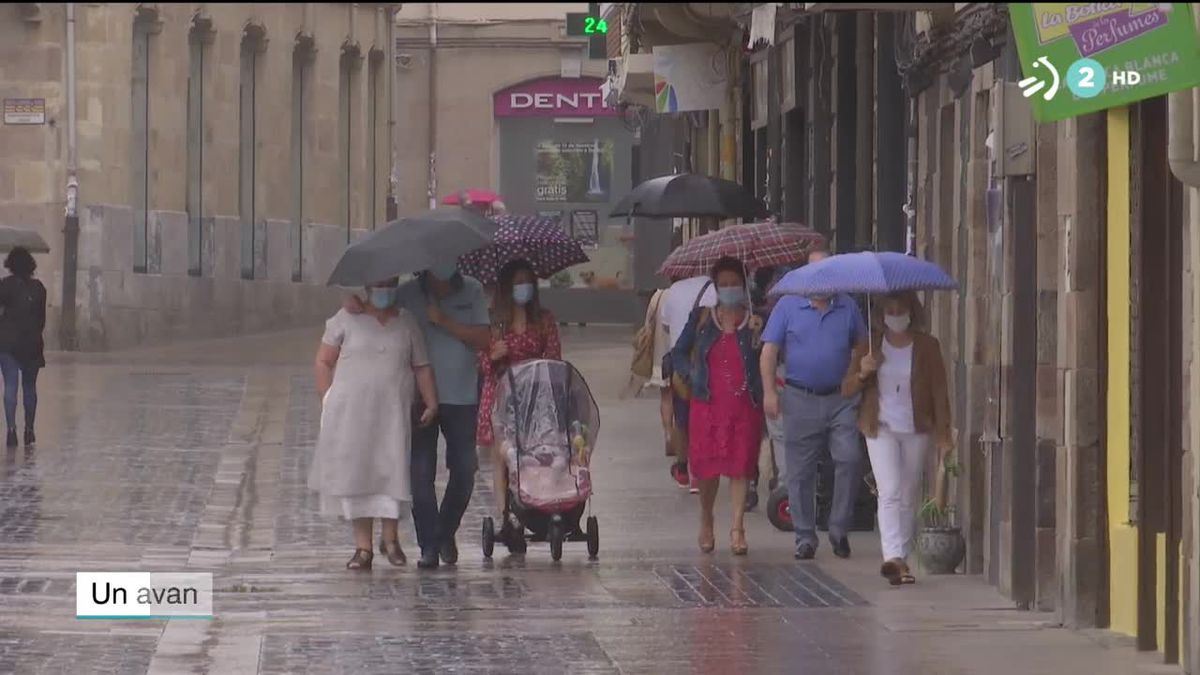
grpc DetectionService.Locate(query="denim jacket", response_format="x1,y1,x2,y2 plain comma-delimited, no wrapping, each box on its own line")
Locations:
671,307,764,405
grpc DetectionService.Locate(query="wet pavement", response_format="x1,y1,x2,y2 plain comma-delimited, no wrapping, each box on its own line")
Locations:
0,326,1180,674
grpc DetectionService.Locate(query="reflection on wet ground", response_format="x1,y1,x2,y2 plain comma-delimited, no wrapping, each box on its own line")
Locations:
0,328,1171,674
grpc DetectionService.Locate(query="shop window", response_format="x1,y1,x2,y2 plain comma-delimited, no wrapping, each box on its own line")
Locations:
339,45,362,242
239,26,265,280
291,36,314,282
131,14,153,273
186,17,212,277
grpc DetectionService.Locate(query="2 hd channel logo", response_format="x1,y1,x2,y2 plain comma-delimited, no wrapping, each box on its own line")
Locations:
1020,56,1142,101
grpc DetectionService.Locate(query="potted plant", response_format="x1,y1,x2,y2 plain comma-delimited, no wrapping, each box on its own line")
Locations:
549,270,574,289
916,459,965,574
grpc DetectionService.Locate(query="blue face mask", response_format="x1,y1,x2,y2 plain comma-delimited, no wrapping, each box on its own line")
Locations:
717,287,747,308
429,262,458,281
512,283,535,306
368,287,397,310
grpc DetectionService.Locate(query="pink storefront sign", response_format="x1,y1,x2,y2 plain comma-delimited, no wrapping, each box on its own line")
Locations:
493,77,614,118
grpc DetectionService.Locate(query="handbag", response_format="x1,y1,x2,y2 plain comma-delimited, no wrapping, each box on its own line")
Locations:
630,290,665,380
669,281,714,401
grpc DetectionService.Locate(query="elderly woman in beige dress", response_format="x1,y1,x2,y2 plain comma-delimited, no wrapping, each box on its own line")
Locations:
312,276,439,570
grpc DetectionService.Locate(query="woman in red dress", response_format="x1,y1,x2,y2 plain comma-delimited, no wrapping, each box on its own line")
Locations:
670,257,764,555
478,260,562,520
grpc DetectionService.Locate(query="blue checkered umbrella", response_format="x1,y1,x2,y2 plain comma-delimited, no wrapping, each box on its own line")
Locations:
767,251,957,297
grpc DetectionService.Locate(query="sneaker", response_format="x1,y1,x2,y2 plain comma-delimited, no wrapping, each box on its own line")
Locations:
5,430,15,449
670,463,689,489
23,429,34,447
795,543,816,560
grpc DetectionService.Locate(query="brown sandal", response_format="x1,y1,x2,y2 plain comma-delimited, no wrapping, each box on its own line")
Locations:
881,558,904,586
900,561,916,584
699,521,716,554
730,528,748,556
346,548,374,570
379,540,407,567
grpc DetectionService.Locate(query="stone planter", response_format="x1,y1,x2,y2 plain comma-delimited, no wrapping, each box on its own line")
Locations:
916,527,965,574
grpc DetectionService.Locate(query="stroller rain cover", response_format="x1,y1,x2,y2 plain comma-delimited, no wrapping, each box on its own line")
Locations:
491,359,600,512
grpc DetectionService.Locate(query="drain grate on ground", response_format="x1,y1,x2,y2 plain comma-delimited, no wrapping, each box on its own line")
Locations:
654,564,868,608
259,632,618,674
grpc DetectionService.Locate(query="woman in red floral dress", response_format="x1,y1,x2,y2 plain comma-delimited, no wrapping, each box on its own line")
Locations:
478,259,562,519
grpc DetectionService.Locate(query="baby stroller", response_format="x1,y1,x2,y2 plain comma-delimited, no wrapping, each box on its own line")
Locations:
482,359,600,561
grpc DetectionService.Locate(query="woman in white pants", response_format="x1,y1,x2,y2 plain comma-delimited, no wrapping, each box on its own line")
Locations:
842,291,952,585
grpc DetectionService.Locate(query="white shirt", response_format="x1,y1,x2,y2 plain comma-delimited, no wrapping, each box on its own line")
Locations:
659,276,717,349
877,338,916,434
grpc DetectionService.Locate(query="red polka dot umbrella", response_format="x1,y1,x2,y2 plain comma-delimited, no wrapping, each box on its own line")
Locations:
657,221,825,279
458,214,590,284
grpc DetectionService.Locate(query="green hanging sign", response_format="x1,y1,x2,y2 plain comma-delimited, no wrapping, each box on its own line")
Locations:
1009,3,1200,122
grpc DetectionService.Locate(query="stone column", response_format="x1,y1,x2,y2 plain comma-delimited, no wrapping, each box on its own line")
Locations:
1054,112,1107,629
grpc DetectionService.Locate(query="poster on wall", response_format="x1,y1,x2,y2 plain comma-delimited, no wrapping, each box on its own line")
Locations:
652,43,729,113
535,140,613,203
570,210,599,249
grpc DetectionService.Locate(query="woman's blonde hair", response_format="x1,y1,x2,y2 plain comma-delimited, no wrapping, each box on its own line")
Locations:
871,290,927,334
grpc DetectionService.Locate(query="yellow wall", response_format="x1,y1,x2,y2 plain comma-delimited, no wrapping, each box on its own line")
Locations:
1105,107,1188,653
1106,107,1139,639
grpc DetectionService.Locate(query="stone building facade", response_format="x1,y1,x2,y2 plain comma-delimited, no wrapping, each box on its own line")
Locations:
0,3,398,351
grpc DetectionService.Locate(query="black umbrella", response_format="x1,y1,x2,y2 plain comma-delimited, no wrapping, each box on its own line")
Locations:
609,173,768,219
326,207,498,287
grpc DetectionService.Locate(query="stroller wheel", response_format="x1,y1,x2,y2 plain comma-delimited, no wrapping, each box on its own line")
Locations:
482,517,495,559
766,485,793,532
548,521,564,562
586,516,599,560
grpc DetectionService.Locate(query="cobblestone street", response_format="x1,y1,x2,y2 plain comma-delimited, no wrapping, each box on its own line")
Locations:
0,327,1178,674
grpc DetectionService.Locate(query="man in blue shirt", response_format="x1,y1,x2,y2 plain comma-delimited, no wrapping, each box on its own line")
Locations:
760,249,867,560
347,263,491,569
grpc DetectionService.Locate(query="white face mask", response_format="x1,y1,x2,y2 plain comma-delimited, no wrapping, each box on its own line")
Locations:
884,313,911,333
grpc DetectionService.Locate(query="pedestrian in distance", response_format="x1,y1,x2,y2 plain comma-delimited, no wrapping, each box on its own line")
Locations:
671,257,764,556
478,259,562,543
760,247,868,561
313,276,439,571
842,291,952,585
344,263,491,570
0,247,47,449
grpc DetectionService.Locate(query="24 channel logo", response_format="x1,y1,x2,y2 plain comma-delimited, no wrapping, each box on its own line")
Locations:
1020,56,1142,101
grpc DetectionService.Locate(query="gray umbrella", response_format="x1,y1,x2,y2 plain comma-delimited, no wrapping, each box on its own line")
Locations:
326,207,499,287
0,227,50,254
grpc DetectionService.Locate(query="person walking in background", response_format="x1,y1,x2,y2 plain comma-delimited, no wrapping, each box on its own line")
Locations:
842,291,952,585
760,248,868,561
659,274,717,492
671,257,763,556
344,262,491,570
313,277,439,570
626,286,673,461
0,247,47,448
479,260,562,539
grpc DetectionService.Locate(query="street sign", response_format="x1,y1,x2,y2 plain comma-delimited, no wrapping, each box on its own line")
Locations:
1010,3,1200,122
3,98,45,125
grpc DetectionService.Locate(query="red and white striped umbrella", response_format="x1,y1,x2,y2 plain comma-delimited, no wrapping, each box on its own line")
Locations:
657,221,825,279
458,214,590,284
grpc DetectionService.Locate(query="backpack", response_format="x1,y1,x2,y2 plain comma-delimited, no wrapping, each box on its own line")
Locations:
629,289,665,380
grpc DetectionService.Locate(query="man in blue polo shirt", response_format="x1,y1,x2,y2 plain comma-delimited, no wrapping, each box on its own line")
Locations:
760,249,867,561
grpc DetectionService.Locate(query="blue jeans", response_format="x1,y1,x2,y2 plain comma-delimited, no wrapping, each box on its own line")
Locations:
783,386,862,548
410,404,479,555
0,353,38,432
